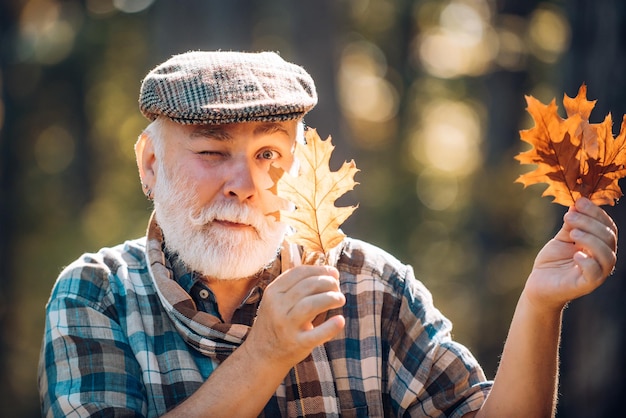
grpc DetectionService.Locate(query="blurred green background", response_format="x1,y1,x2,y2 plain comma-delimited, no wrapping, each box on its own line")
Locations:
1,0,625,417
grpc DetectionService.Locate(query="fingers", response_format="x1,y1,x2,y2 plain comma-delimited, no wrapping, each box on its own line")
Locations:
573,197,618,231
267,265,343,323
287,281,345,319
273,274,345,336
270,265,340,293
250,265,345,365
573,250,608,286
570,228,616,276
299,314,346,347
565,198,618,278
567,198,618,241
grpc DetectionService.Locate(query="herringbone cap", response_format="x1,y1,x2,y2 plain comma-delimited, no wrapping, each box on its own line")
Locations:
139,50,318,124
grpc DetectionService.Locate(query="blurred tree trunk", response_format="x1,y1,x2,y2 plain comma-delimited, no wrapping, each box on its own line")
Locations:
0,1,19,411
471,0,543,378
558,0,626,416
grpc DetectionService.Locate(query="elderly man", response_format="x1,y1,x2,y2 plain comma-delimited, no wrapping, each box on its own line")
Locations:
39,51,617,417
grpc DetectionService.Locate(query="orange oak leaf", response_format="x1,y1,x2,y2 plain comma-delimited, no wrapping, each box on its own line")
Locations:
268,128,359,264
515,84,626,206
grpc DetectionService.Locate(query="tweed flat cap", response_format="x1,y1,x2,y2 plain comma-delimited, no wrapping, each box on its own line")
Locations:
139,51,318,124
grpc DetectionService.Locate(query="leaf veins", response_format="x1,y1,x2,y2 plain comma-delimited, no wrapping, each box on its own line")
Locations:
268,128,359,264
515,84,626,206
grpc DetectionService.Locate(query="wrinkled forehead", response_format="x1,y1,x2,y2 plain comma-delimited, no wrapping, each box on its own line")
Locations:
150,118,304,151
189,120,299,139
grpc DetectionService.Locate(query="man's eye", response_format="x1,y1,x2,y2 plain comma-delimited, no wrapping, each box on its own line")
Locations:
260,150,277,160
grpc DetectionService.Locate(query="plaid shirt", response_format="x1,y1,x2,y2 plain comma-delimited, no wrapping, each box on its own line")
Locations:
39,236,491,417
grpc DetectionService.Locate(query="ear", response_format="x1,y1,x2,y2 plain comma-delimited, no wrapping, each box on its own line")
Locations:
135,131,156,188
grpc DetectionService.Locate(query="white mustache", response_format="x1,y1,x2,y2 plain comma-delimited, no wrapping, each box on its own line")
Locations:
188,201,268,231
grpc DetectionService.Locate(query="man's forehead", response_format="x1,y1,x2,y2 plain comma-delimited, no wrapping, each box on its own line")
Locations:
188,121,296,139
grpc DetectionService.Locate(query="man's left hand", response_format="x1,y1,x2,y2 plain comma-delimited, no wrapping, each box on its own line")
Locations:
524,197,618,312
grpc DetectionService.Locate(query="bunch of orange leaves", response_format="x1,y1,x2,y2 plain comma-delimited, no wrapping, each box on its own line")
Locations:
515,84,626,206
268,128,359,265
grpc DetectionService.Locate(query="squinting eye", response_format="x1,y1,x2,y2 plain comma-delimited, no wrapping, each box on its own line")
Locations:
260,150,276,160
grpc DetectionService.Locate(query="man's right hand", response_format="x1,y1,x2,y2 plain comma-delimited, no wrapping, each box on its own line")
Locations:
243,265,346,369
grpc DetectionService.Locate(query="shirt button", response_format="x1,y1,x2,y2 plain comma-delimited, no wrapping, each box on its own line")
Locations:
199,289,210,299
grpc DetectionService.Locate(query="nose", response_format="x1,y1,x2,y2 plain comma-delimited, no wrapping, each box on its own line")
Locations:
224,158,261,201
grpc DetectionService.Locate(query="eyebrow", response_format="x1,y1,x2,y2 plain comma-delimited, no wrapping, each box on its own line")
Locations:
190,126,232,141
190,122,291,141
253,122,290,137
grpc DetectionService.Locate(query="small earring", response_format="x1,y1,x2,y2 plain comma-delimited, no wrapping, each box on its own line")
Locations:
142,183,153,200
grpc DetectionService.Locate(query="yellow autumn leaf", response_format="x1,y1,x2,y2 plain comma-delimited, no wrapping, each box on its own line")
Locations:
268,128,359,264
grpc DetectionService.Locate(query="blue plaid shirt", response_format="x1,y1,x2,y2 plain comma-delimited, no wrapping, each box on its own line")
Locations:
39,236,491,417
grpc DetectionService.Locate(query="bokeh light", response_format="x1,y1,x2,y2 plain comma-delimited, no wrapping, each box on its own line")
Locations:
17,0,83,65
415,168,459,211
527,5,570,63
414,0,497,78
112,0,155,14
33,125,75,174
338,41,398,122
337,40,400,148
86,0,117,17
409,99,483,176
494,15,527,71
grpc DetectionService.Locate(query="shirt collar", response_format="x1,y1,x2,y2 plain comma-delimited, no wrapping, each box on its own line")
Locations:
163,242,284,300
163,248,199,294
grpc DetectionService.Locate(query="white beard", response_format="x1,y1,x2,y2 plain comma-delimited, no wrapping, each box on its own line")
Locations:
152,162,288,281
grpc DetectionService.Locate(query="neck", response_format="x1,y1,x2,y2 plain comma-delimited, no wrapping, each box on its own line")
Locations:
203,275,259,323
